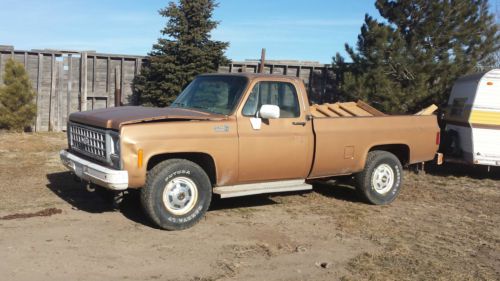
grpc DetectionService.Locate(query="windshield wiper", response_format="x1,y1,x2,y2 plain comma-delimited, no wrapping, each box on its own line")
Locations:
187,105,213,113
171,102,186,107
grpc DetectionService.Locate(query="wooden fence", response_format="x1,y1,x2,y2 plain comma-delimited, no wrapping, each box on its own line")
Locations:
0,48,144,132
0,47,337,132
219,61,339,104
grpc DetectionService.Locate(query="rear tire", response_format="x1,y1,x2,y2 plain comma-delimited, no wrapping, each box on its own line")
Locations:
355,151,403,205
141,159,212,230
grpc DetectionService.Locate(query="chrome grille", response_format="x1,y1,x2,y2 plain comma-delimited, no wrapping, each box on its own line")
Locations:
69,123,107,161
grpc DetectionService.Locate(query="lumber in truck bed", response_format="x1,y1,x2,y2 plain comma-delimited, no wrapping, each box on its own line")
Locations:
310,100,437,118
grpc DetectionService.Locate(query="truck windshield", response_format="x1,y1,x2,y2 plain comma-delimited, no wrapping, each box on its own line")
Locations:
171,76,248,115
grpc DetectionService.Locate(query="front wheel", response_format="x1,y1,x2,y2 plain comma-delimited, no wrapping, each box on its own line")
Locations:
141,159,212,230
355,151,403,205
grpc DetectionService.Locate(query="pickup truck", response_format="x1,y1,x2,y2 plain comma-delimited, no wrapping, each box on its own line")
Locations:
60,73,440,230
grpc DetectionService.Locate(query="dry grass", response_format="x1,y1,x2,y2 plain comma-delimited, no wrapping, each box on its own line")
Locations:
0,132,499,280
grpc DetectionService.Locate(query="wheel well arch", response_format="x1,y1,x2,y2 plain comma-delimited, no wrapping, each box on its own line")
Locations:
147,152,217,186
368,144,410,166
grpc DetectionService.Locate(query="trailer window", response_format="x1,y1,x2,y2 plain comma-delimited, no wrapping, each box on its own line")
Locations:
242,82,300,118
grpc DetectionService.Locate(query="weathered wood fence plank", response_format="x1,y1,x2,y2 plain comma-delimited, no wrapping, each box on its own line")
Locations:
0,47,336,132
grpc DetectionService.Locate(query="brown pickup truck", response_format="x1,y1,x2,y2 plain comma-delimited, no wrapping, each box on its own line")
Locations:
60,73,440,230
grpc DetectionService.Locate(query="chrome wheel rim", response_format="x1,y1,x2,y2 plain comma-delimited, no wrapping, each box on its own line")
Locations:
162,177,198,215
371,164,395,194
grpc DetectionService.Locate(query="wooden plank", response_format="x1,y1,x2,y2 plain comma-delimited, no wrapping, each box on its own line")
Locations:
316,105,339,117
92,55,96,93
309,106,326,118
339,102,372,117
106,56,111,93
356,100,386,116
415,104,438,115
35,53,43,131
80,52,87,111
325,103,352,117
57,61,64,131
308,67,315,99
114,66,121,107
135,57,141,75
49,54,56,131
320,68,327,102
67,54,73,125
120,58,124,105
258,48,265,73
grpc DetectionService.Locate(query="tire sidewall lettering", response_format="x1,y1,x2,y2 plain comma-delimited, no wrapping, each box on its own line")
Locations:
156,168,207,225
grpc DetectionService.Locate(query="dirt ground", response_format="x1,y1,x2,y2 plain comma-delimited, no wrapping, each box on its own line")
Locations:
0,133,499,281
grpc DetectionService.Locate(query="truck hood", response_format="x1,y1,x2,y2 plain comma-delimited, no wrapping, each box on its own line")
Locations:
69,106,226,130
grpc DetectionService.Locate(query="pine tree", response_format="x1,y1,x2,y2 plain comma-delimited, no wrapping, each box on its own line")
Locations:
133,0,229,107
0,59,37,131
334,0,499,114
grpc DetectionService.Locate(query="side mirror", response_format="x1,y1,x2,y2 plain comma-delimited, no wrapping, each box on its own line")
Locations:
259,104,280,119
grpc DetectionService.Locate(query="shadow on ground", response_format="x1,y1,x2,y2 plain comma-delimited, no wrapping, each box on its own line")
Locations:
425,163,500,180
46,172,115,213
311,179,364,203
46,171,292,229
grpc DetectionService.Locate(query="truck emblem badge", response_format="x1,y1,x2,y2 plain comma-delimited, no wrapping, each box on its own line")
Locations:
82,137,90,145
213,125,229,132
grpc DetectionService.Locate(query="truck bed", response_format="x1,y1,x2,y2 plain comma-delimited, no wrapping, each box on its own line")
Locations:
309,107,439,178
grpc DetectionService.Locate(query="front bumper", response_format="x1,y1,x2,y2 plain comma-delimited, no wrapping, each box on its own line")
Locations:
60,150,128,190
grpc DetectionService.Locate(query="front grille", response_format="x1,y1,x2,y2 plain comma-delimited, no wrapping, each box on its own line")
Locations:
69,123,107,162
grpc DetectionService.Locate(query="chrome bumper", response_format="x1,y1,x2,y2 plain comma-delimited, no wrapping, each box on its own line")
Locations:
60,150,128,190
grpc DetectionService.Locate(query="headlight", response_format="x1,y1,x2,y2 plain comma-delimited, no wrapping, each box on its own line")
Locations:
109,134,120,155
108,132,121,169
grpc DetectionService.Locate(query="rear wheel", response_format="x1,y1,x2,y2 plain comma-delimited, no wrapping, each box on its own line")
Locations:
355,151,403,205
141,159,212,230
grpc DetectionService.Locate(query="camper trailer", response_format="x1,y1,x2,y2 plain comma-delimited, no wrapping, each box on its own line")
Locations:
442,69,500,167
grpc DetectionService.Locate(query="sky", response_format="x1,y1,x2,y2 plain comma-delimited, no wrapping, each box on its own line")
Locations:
1,0,494,64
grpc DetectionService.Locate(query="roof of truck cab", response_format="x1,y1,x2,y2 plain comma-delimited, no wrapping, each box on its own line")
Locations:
198,73,303,81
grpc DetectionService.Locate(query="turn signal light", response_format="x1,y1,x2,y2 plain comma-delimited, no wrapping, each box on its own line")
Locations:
138,149,144,168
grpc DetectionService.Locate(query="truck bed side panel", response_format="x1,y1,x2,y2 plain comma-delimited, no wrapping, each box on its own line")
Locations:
309,115,439,178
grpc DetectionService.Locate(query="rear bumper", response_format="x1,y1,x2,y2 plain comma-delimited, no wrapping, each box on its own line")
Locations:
60,150,128,190
474,156,500,166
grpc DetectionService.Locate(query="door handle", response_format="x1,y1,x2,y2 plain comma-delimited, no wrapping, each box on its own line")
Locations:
292,121,306,126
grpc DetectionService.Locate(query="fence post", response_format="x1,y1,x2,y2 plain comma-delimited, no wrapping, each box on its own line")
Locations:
114,66,121,107
35,53,43,131
80,52,88,111
49,53,56,131
67,54,73,126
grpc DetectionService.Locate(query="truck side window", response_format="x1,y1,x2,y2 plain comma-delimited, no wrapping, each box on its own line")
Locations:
242,82,300,118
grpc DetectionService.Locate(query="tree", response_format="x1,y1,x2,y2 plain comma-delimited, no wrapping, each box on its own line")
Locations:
0,59,37,131
334,0,499,113
133,0,229,107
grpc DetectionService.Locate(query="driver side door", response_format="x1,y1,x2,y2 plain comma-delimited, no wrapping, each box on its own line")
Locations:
236,80,313,183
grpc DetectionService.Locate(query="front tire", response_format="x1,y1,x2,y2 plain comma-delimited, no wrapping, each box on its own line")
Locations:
355,151,403,205
141,159,212,230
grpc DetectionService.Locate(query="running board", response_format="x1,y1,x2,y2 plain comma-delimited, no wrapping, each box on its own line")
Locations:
213,179,312,198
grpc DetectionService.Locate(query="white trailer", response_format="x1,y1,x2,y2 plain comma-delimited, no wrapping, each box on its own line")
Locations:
442,69,500,167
